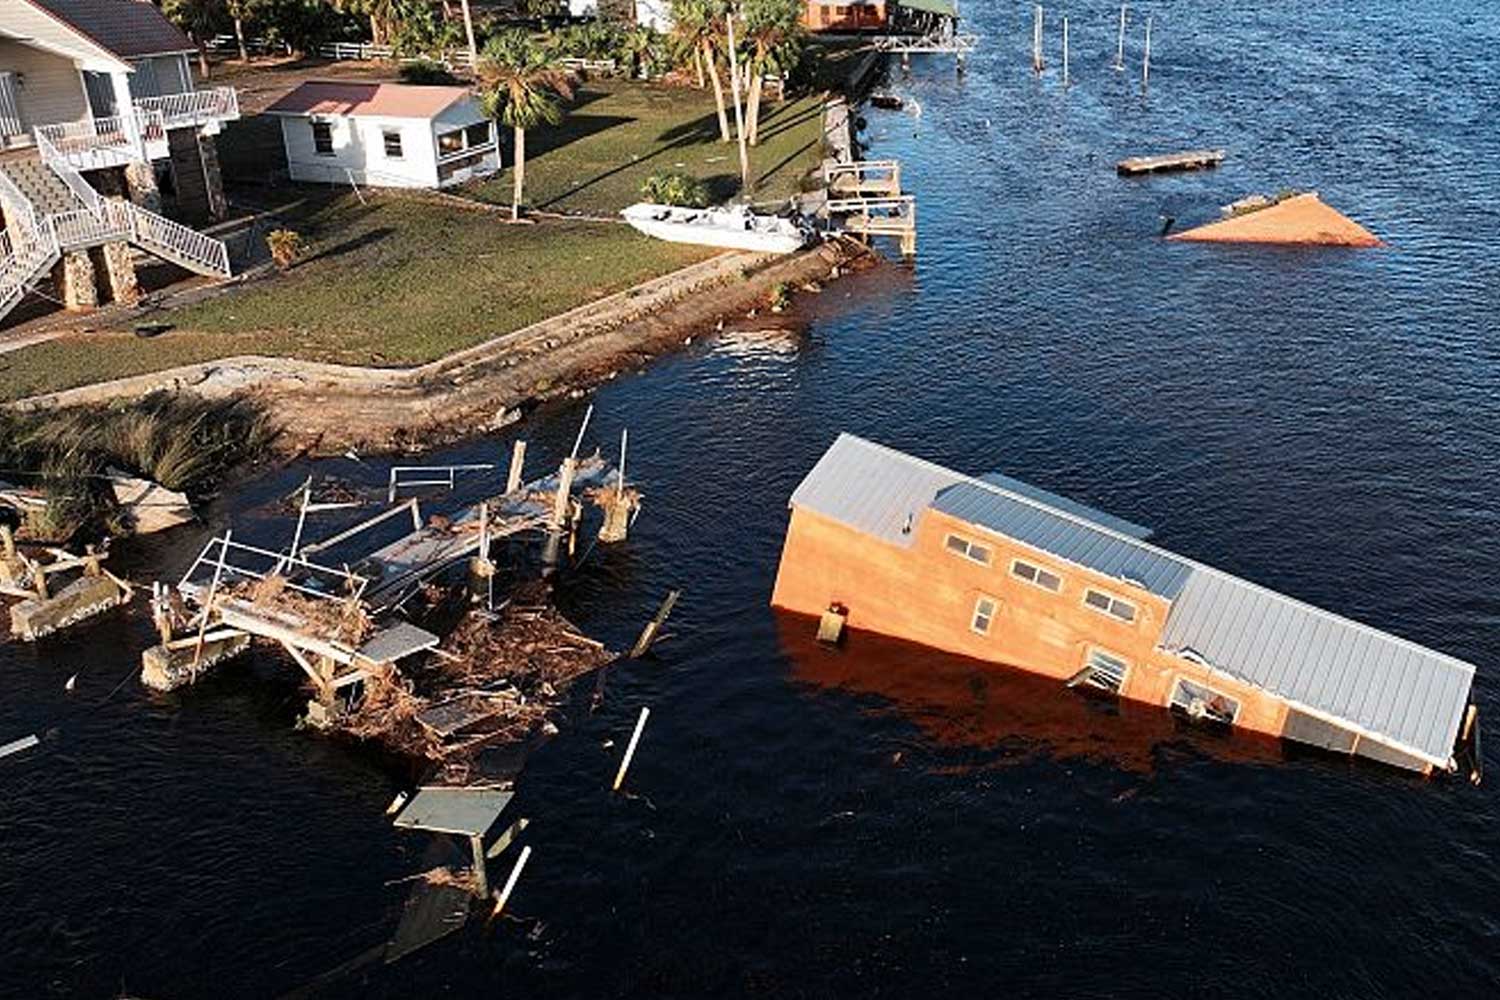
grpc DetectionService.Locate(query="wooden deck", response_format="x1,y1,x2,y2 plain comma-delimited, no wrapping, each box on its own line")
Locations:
1116,149,1226,176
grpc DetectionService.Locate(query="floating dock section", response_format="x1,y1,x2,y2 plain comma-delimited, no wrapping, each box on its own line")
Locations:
1116,149,1226,175
771,434,1480,777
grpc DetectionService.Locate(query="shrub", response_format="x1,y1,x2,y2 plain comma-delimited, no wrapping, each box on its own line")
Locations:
399,58,458,86
640,171,710,208
266,228,305,270
768,281,792,311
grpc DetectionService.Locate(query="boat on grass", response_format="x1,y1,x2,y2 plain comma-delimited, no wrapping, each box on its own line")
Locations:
621,203,812,254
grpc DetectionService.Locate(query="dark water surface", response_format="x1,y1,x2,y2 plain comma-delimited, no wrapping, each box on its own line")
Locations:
5,2,1500,995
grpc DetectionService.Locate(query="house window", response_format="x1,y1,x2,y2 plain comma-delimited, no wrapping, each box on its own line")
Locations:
465,122,491,148
944,533,991,566
382,129,403,158
1069,648,1129,694
971,595,997,635
1011,558,1062,593
1083,587,1137,624
311,121,334,156
437,129,465,156
1170,678,1241,725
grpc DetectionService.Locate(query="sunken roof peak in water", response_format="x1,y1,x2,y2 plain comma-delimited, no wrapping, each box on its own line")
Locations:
1169,192,1383,247
787,433,1476,766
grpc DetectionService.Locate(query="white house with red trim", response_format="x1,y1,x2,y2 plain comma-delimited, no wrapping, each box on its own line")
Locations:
265,82,499,190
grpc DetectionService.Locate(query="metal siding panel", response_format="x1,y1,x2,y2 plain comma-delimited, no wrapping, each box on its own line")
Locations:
1382,648,1426,749
1401,664,1440,752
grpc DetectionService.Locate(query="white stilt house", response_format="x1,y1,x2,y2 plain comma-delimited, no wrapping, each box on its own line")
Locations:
0,0,240,325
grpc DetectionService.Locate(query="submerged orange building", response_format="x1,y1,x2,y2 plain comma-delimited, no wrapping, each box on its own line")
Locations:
772,434,1481,776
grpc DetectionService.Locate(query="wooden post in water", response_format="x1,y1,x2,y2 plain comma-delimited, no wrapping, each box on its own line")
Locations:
1116,4,1127,71
505,440,527,494
1143,16,1152,87
543,458,576,571
469,833,489,898
612,706,651,792
1062,17,1070,85
1032,6,1044,72
490,845,532,919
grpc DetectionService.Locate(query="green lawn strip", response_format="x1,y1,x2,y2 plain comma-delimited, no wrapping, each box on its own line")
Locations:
465,81,827,215
0,196,711,402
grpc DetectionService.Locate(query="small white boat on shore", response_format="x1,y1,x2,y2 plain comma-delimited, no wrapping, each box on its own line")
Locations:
621,203,812,254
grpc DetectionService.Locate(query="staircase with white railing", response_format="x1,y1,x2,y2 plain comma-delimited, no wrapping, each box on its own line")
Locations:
0,169,60,323
34,128,232,279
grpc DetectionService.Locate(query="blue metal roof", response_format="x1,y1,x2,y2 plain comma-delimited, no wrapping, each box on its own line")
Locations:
932,482,1192,598
978,472,1154,539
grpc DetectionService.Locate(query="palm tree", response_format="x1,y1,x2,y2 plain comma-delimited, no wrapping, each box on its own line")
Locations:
163,0,223,80
670,0,731,143
741,0,804,146
475,31,577,221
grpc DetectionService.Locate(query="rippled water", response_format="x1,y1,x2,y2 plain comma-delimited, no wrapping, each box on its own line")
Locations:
4,2,1499,995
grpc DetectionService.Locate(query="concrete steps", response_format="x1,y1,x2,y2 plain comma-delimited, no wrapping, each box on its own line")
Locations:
0,156,78,217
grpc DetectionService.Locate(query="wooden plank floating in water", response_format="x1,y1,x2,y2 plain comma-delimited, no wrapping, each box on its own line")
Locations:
1116,149,1226,176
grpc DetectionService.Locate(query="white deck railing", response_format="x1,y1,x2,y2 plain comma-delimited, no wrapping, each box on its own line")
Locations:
134,87,240,130
127,205,231,276
33,114,146,170
0,169,59,320
32,130,232,278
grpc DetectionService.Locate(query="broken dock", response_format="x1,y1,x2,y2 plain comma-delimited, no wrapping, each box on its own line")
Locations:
1116,149,1227,176
138,426,640,763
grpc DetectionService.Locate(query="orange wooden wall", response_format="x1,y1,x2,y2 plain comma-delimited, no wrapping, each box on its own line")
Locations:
803,2,888,32
771,504,1293,742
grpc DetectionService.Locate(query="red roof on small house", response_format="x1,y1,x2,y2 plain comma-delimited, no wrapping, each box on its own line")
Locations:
25,0,195,58
264,82,475,120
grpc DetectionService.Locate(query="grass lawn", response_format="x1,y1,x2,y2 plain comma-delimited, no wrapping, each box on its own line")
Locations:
0,195,711,401
466,80,828,214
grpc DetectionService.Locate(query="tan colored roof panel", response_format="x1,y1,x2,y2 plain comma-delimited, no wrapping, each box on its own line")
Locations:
265,81,475,119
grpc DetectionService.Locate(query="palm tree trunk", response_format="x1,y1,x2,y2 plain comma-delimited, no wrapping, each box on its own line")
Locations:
746,70,764,147
693,46,705,88
233,17,249,62
195,38,211,80
370,15,384,48
512,125,526,221
703,41,731,143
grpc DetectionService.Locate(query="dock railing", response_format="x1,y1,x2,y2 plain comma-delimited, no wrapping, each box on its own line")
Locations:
179,533,370,605
387,463,496,503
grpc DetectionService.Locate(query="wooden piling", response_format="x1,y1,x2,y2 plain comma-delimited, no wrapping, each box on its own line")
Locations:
490,844,532,919
1143,16,1152,87
612,706,650,792
469,833,490,898
630,589,680,658
1032,5,1044,71
1063,17,1070,85
1116,4,1127,71
506,440,527,494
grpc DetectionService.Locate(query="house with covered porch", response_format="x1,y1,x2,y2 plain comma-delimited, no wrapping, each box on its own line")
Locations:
0,0,240,324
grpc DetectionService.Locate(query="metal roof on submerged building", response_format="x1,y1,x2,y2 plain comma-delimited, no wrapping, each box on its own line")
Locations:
788,433,1477,766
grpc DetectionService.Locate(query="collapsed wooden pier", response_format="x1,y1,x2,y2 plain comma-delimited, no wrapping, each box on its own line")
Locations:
139,429,640,760
2,525,133,641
